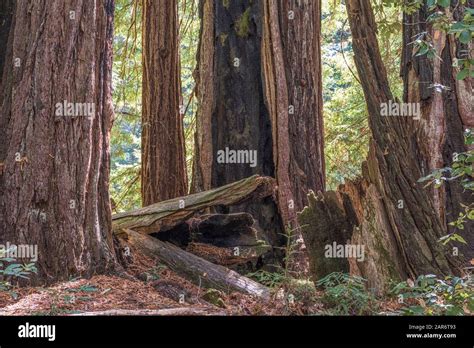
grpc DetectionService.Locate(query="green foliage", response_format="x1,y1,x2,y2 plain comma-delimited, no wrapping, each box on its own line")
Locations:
408,2,474,80
0,248,37,291
178,0,200,181
140,263,168,282
391,274,474,315
322,1,403,189
280,225,303,278
247,226,318,310
286,279,318,306
322,3,368,188
66,284,99,293
111,0,143,211
246,269,286,288
202,289,226,308
316,272,378,315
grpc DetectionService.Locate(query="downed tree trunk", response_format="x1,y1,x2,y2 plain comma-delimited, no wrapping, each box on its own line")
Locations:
184,213,258,247
70,308,226,316
113,175,275,235
122,229,271,299
185,242,271,273
151,212,271,272
152,212,259,248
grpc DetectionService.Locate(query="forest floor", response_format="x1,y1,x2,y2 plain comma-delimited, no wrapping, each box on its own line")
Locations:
0,244,404,316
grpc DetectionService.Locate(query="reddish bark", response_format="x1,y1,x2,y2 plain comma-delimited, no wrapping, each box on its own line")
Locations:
401,1,474,257
141,0,188,205
0,0,118,284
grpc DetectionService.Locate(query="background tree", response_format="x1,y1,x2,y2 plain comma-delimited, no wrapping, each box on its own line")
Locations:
0,0,118,284
141,0,188,205
0,0,13,79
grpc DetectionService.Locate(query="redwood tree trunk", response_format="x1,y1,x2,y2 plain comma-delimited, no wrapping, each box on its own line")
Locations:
191,0,285,263
192,0,325,224
278,0,326,215
0,0,118,284
300,0,460,294
141,0,188,206
401,0,474,258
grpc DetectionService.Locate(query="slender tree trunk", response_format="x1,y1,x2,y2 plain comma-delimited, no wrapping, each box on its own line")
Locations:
300,0,460,294
191,0,214,194
261,0,292,222
401,0,474,258
0,0,118,284
277,0,326,214
0,0,14,160
141,0,188,206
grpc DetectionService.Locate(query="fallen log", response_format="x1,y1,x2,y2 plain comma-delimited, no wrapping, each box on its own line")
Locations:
152,213,271,272
122,229,271,299
151,212,260,248
69,308,226,316
185,213,258,247
113,175,276,235
185,242,271,273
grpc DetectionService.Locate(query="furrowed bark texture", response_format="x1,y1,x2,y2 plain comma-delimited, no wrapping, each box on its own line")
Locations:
277,0,326,214
262,0,292,222
192,0,325,227
141,0,187,205
191,0,214,193
211,0,274,186
401,1,474,258
300,0,460,294
0,0,14,160
0,0,118,284
190,0,285,261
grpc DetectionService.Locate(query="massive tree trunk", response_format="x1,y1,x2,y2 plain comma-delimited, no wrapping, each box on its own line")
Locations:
300,0,460,294
0,0,118,284
141,0,188,206
191,0,325,243
190,0,285,260
401,0,474,258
